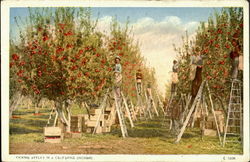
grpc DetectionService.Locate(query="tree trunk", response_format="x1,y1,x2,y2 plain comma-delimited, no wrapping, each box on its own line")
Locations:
55,101,71,133
9,93,23,118
35,103,39,114
83,102,90,119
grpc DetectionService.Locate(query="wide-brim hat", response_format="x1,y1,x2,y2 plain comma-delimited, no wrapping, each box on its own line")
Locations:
115,56,121,60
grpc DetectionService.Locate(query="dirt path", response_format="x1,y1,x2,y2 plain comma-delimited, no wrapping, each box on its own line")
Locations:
10,138,150,154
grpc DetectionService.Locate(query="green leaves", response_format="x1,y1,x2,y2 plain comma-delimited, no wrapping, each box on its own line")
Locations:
174,7,243,98
11,7,157,105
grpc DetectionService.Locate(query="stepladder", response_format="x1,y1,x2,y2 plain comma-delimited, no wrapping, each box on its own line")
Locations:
175,80,222,145
156,92,165,114
92,89,109,134
121,92,134,128
135,83,147,119
113,90,129,138
144,91,153,119
223,79,243,147
165,93,186,132
126,97,137,121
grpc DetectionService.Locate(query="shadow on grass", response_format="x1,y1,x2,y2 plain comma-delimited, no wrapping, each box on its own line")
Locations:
110,117,203,140
10,117,48,134
28,114,51,120
12,108,50,116
10,125,42,134
110,118,172,138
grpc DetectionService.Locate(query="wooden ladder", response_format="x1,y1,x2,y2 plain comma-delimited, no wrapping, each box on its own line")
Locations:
223,79,243,147
175,80,222,145
121,92,134,128
114,90,129,138
92,89,109,134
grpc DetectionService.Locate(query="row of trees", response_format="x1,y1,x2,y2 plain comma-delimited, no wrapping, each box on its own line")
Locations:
10,8,157,129
172,8,243,106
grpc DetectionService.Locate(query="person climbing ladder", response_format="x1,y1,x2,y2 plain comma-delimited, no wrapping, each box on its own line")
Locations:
190,46,204,101
171,60,178,95
114,56,122,98
230,37,241,80
136,69,143,95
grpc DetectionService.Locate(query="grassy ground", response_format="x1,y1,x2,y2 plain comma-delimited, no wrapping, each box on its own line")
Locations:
9,107,243,154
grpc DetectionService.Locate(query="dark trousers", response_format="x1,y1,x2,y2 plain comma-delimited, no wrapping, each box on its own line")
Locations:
191,67,202,99
137,82,142,95
231,57,239,79
171,83,177,94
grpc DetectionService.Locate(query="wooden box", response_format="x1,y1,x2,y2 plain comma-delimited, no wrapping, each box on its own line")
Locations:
105,107,112,112
194,118,201,128
90,108,102,115
86,126,103,134
87,120,98,127
204,129,217,136
90,114,104,121
71,115,86,133
44,127,62,143
86,127,93,133
102,126,111,133
205,121,214,129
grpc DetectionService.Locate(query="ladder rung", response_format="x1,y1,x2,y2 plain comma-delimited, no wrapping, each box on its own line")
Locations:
229,111,241,113
231,95,241,97
230,103,241,104
228,118,241,120
229,104,241,106
227,125,241,127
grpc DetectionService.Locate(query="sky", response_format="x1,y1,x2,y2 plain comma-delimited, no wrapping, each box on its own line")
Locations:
10,7,222,96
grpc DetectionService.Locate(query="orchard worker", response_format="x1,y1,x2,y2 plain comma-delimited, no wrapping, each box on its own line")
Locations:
230,37,240,80
171,60,178,95
136,69,143,96
146,82,153,100
191,46,203,100
114,56,122,98
146,82,153,115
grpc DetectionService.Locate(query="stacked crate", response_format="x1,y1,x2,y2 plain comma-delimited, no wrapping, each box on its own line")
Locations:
64,115,86,138
86,108,104,134
103,105,116,132
85,105,116,134
71,115,86,133
204,110,225,136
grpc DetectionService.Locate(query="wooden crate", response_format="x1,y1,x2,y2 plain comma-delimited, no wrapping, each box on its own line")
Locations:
194,118,201,128
205,112,225,132
44,127,62,143
90,108,102,115
95,126,103,134
205,121,214,129
70,115,86,133
102,126,111,133
204,129,217,136
87,120,98,127
86,127,93,133
90,114,104,121
105,107,112,112
86,126,103,134
104,120,113,127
